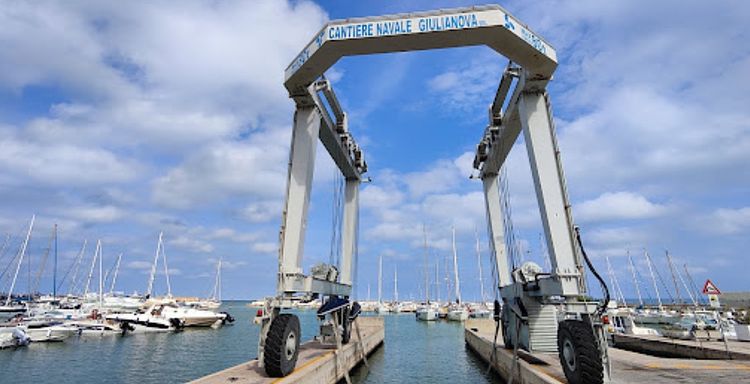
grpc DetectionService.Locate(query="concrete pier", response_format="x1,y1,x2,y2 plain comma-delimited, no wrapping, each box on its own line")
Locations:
465,318,750,383
190,316,384,384
613,333,750,360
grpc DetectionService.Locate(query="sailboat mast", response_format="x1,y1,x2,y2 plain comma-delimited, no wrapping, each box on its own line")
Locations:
451,227,461,304
68,240,87,295
211,258,222,301
6,215,34,306
53,224,57,299
161,234,172,298
475,227,486,303
98,240,103,308
627,251,643,306
605,255,626,305
394,265,398,302
683,264,703,306
422,224,429,303
377,255,382,304
675,260,697,307
146,232,162,297
83,239,99,298
644,250,663,310
435,262,440,303
665,251,683,305
109,253,122,294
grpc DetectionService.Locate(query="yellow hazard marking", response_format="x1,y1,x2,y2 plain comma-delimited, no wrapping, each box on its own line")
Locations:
643,362,750,371
271,351,335,383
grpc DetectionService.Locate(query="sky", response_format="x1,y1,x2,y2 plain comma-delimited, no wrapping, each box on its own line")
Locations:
0,1,748,302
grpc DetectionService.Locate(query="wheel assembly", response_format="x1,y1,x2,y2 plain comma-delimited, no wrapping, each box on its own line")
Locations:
263,313,301,377
557,319,604,384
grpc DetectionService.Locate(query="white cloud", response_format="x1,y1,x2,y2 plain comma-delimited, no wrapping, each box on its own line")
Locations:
361,185,404,209
0,136,139,186
427,54,505,111
576,192,667,223
169,235,214,253
59,205,126,223
239,200,283,223
252,242,277,254
126,261,152,270
151,128,289,209
705,207,750,235
404,159,462,197
0,1,329,148
207,228,258,243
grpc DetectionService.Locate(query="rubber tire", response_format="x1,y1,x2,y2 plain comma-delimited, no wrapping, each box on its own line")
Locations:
557,320,604,384
264,314,301,377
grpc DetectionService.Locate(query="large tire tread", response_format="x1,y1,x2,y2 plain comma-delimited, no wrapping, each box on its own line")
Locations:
264,314,300,377
557,320,603,384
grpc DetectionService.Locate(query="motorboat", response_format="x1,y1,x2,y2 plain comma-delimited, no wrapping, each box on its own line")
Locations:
106,304,185,332
163,303,230,327
607,308,660,336
69,320,126,336
20,321,78,342
0,327,30,349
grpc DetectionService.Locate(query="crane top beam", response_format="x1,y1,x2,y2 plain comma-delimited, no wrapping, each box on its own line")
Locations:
284,5,557,105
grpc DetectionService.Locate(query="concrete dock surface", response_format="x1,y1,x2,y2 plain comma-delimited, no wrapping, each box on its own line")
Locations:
465,318,750,383
190,316,384,384
613,333,750,360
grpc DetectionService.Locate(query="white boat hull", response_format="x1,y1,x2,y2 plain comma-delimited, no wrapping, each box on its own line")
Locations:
24,326,77,342
447,309,469,321
416,309,437,321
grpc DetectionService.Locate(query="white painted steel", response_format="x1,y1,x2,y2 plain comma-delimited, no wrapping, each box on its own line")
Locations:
519,92,580,296
284,5,556,101
482,175,512,286
279,107,321,282
339,179,359,286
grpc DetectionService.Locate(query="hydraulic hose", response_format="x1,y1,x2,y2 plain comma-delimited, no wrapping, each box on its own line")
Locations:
575,226,610,317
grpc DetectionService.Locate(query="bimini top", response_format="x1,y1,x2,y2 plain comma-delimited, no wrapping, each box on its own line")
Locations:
284,4,557,101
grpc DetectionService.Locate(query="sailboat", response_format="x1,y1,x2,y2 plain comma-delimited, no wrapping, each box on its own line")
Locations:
0,215,35,314
447,227,469,322
389,265,401,313
193,259,222,310
633,250,679,325
469,228,490,319
416,225,437,321
375,255,388,314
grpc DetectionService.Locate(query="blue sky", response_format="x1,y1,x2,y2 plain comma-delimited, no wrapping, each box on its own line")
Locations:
0,1,748,301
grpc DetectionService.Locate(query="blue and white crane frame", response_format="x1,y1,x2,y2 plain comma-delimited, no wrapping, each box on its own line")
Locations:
258,5,610,383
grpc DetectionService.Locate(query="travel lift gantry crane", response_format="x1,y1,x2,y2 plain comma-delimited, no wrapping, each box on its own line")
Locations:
257,5,611,383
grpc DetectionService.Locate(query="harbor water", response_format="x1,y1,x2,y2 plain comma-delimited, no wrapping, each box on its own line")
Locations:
0,301,501,383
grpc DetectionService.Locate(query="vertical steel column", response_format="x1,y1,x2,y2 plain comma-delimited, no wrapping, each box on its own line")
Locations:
279,106,321,291
339,179,359,286
519,92,580,296
482,174,512,287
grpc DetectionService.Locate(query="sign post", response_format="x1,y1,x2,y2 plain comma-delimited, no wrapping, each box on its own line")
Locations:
702,279,721,308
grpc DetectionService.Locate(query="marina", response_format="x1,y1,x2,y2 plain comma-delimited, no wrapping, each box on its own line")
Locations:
0,1,748,384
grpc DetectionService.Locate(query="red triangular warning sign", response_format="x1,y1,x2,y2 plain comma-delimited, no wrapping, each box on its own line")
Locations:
702,279,721,295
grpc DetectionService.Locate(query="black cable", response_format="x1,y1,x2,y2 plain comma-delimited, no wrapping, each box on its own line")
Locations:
575,227,609,317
